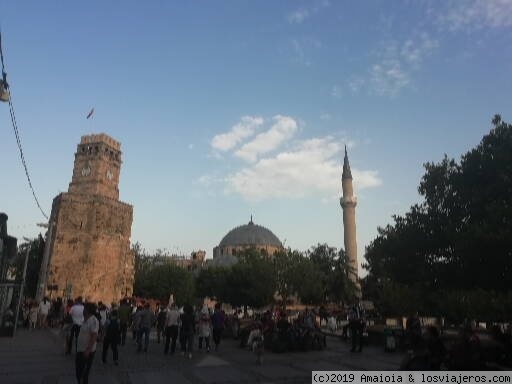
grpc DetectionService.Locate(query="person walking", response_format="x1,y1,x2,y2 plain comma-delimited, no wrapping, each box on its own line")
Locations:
180,304,195,359
164,303,180,355
38,297,51,328
348,303,364,352
29,301,38,330
137,303,155,353
75,303,99,384
211,303,226,351
67,297,84,354
198,305,211,352
156,305,166,344
117,299,131,346
102,309,121,366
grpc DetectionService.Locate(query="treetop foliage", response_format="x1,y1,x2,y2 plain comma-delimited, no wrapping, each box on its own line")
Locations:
364,115,512,319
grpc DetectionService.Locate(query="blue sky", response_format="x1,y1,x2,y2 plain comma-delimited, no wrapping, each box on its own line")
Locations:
1,1,511,273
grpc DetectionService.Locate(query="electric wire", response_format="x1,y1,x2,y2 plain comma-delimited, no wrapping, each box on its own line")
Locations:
1,31,49,219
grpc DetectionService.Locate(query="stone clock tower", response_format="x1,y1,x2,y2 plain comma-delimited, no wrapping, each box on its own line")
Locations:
340,146,360,292
45,134,134,304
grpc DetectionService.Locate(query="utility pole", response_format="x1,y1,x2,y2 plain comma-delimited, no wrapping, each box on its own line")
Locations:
13,245,30,336
36,221,54,302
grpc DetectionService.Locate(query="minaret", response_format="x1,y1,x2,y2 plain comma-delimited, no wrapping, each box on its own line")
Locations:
340,146,360,291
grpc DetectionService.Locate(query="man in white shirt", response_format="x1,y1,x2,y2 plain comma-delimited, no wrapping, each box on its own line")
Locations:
38,297,51,328
76,302,99,384
66,297,84,354
164,303,180,355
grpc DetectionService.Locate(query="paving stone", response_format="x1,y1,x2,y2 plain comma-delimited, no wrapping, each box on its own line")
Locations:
128,370,192,384
0,329,405,384
249,364,309,381
192,366,254,383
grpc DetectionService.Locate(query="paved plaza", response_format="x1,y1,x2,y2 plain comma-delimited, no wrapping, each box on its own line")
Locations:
0,329,404,384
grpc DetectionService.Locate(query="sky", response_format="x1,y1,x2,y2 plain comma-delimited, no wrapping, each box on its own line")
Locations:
1,1,511,274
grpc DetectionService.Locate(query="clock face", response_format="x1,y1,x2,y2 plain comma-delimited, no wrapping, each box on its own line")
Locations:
106,169,113,180
81,167,91,176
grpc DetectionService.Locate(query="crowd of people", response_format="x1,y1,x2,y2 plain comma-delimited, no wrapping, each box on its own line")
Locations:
20,296,227,384
21,296,512,375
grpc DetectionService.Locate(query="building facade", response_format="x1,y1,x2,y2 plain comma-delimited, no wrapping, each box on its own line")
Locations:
45,134,134,304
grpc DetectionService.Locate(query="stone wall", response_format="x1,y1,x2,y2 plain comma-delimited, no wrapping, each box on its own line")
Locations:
47,193,134,304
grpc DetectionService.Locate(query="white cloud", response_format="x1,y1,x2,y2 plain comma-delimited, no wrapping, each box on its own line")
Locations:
331,85,342,98
344,33,438,97
287,1,330,24
235,115,298,162
211,116,263,152
347,76,365,93
437,0,512,31
320,113,331,121
226,137,382,201
370,60,410,97
289,38,321,66
401,34,439,65
288,8,310,24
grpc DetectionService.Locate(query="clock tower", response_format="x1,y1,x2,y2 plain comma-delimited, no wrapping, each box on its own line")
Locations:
44,133,134,304
68,134,121,200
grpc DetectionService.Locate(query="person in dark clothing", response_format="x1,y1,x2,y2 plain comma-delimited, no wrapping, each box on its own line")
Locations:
102,310,121,365
424,326,446,370
117,299,131,346
348,304,364,352
180,304,195,359
406,312,422,350
211,303,226,351
156,305,166,344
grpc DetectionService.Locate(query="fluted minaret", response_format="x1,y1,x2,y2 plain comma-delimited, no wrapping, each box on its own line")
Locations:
340,146,360,291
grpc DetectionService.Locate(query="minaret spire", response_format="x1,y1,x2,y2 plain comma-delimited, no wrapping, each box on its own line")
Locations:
342,145,352,179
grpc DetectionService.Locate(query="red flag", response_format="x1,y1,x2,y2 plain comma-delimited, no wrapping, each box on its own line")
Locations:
86,108,94,119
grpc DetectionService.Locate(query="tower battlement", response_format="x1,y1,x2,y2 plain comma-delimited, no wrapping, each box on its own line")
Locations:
80,133,121,150
69,133,124,200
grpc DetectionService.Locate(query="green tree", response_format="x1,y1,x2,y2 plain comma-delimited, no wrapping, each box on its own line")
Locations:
224,249,276,309
272,248,304,303
307,243,357,304
363,115,512,318
195,266,229,301
132,243,195,304
15,236,45,298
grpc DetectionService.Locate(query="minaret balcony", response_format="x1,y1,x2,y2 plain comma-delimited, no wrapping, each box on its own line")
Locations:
340,195,357,207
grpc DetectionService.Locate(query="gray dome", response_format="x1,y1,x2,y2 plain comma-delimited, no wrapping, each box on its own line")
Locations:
219,219,282,248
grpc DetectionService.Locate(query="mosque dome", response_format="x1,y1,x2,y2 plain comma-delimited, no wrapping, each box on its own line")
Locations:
219,217,283,248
